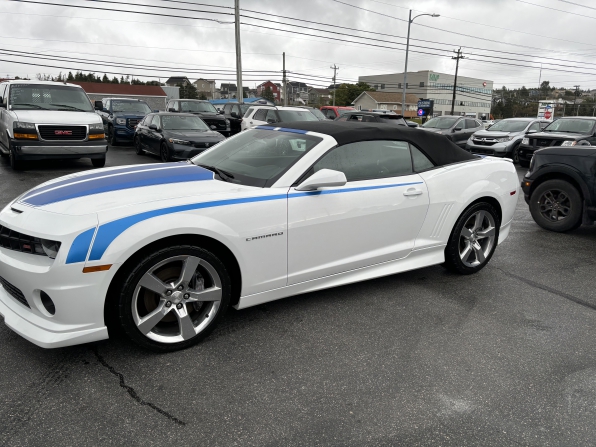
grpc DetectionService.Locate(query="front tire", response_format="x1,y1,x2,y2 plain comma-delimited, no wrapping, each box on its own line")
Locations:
511,143,521,163
134,136,144,155
91,155,106,168
443,202,500,275
160,142,171,162
8,143,22,170
529,179,582,232
108,126,118,146
118,245,231,352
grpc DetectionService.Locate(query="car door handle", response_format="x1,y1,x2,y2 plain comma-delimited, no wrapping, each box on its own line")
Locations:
403,188,423,196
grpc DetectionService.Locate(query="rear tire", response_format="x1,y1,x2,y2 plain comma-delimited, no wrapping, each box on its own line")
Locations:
91,156,106,168
529,179,582,232
134,136,144,155
443,202,500,275
117,245,231,352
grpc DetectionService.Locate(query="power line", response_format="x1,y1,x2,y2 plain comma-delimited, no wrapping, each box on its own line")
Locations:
517,0,596,20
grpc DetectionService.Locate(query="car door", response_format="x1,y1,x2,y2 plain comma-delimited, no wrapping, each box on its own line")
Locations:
287,140,430,285
146,115,162,153
139,115,153,150
248,108,268,128
464,119,480,143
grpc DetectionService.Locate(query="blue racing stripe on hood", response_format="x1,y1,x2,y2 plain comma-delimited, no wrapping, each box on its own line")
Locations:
21,164,215,206
20,163,187,201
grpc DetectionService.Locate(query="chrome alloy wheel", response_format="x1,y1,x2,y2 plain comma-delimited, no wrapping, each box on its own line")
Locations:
537,189,571,222
458,210,496,267
132,255,222,344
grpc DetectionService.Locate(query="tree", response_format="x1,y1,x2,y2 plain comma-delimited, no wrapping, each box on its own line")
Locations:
102,74,110,83
111,76,120,84
67,72,74,82
198,92,208,100
262,86,275,103
178,83,198,100
332,82,375,106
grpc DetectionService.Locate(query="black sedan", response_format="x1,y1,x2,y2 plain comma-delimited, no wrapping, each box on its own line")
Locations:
134,113,225,162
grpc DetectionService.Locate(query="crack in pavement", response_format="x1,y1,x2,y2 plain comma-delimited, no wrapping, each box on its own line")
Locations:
493,267,596,311
91,346,186,426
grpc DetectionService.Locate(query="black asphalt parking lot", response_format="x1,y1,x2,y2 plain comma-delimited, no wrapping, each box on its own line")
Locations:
1,147,595,447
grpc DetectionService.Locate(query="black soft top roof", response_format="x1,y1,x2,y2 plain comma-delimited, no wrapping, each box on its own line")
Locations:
275,121,478,167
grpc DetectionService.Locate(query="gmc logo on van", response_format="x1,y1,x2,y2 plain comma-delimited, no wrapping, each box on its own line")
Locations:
54,130,72,136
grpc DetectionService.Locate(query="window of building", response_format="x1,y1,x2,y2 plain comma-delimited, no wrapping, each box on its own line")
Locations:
419,82,425,87
381,84,385,89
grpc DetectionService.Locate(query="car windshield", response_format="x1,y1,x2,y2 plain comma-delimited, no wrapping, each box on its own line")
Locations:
309,108,327,120
191,129,322,187
112,101,151,114
239,104,250,114
9,84,94,112
277,110,319,122
180,101,217,113
487,120,530,132
379,115,407,126
543,119,596,134
422,117,459,129
161,115,209,131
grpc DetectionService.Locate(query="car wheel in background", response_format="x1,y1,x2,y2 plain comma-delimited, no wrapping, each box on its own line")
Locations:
443,202,500,275
160,142,171,162
134,136,144,155
8,143,22,170
529,179,582,232
108,126,118,146
511,144,521,163
91,155,106,168
117,245,231,352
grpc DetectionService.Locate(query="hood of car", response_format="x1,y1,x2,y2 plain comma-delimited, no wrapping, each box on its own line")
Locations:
12,110,102,125
111,112,147,119
419,127,445,134
165,130,224,141
15,162,252,216
188,112,224,119
527,131,588,140
473,130,522,138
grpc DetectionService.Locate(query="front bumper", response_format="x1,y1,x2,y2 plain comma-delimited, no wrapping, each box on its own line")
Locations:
113,126,135,141
517,144,536,163
465,140,517,156
11,139,107,160
169,141,223,160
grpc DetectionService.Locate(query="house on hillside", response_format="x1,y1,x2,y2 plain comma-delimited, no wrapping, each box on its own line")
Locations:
165,76,191,87
194,79,216,99
72,81,168,111
351,91,420,118
308,88,331,106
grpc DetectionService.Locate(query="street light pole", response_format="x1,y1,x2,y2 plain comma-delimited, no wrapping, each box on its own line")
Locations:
234,0,243,104
401,10,439,117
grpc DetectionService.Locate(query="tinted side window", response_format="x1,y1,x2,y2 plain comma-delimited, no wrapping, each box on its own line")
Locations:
313,140,413,182
528,122,541,132
245,107,254,118
152,116,161,129
410,145,434,171
265,109,278,123
465,119,478,129
105,99,111,111
324,109,336,119
254,109,268,121
232,105,240,115
223,104,232,113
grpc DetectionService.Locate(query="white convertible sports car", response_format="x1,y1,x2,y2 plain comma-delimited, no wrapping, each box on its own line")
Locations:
0,122,518,351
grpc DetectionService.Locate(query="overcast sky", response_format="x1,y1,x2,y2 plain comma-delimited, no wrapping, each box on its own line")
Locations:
1,0,595,91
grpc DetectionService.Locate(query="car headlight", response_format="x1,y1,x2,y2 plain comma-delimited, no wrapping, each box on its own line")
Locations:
115,118,126,125
225,119,230,125
40,238,61,259
521,138,529,145
169,138,191,145
495,136,513,142
561,140,577,146
14,122,36,130
89,123,104,131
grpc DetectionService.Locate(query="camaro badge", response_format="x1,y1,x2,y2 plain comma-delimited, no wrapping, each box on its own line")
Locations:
246,232,284,241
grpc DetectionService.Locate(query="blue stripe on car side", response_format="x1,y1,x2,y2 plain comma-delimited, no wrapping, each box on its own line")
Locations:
254,126,308,134
65,227,96,264
22,166,215,206
21,163,186,201
82,181,423,262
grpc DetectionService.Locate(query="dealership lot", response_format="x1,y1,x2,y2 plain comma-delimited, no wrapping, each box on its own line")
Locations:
1,148,595,446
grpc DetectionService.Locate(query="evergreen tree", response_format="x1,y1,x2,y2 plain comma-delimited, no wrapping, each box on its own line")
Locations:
262,86,275,103
67,71,74,81
101,74,109,83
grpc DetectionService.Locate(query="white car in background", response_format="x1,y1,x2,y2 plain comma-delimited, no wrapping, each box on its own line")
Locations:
241,106,319,131
0,121,518,352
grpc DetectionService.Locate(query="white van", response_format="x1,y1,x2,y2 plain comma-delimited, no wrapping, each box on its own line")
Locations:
0,81,107,170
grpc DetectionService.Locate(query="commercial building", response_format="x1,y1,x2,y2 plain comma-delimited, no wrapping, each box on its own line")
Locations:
359,70,493,119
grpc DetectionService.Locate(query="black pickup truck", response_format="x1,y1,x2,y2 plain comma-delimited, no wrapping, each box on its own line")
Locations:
521,145,596,232
517,117,596,168
166,99,230,137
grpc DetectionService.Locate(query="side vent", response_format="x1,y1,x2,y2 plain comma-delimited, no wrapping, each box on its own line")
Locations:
431,203,453,238
10,208,23,214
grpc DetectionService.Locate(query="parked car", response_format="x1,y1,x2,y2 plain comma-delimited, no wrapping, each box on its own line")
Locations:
466,118,550,163
420,116,484,148
481,119,495,129
0,80,107,169
517,117,596,168
241,106,319,131
96,97,152,146
335,111,408,126
134,112,225,162
0,121,518,351
320,106,355,119
166,99,230,137
221,102,251,135
296,106,330,120
522,144,596,232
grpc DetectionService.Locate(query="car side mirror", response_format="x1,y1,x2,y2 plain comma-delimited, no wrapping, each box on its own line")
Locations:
527,129,538,134
153,109,159,113
453,126,463,132
94,100,103,110
149,124,160,132
295,169,347,191
230,112,239,118
219,110,225,114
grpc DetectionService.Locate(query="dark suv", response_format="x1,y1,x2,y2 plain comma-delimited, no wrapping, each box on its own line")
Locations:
335,111,408,126
166,99,230,137
517,117,596,168
95,98,152,146
221,103,252,135
420,116,484,148
521,144,596,232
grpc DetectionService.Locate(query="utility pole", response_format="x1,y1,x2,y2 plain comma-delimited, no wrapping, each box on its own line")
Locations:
574,85,580,116
283,52,287,106
331,64,338,106
538,63,542,101
450,48,464,116
234,0,243,104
